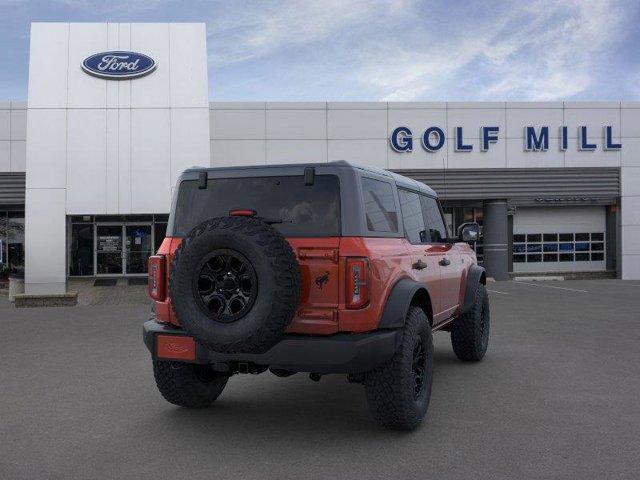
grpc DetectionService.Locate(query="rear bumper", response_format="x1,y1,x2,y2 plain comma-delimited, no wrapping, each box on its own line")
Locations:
143,319,400,374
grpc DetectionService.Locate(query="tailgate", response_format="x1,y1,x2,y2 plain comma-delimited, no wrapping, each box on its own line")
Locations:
286,237,341,334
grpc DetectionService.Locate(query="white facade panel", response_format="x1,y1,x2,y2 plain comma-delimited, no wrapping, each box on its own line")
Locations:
621,138,640,166
117,24,132,108
621,108,640,138
169,23,209,108
0,141,9,171
27,23,68,108
506,108,564,138
0,109,9,140
67,23,108,109
446,138,505,169
66,109,107,214
25,109,67,189
106,23,119,108
25,188,66,293
447,107,506,135
621,166,640,196
327,109,386,139
621,196,640,226
266,140,327,164
388,149,436,170
117,109,132,213
328,139,388,168
11,141,26,172
105,108,119,213
130,23,171,109
266,109,326,139
564,107,621,138
10,109,27,140
130,108,171,212
171,108,211,184
621,253,640,279
211,140,265,167
506,138,565,168
564,144,620,168
210,109,265,140
387,108,447,141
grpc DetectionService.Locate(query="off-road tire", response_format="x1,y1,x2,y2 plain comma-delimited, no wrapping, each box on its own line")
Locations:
170,216,301,354
152,360,228,408
451,283,490,361
364,307,434,430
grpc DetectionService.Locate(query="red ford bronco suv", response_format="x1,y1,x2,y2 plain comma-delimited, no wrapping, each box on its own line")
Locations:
144,161,489,430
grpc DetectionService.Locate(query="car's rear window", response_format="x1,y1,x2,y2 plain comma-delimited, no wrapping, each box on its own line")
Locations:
171,175,341,237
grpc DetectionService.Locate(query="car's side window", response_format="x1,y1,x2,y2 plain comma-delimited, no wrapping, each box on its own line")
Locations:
398,189,427,244
361,177,398,233
420,195,447,243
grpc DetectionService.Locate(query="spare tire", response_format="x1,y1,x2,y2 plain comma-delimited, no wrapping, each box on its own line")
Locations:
169,216,301,354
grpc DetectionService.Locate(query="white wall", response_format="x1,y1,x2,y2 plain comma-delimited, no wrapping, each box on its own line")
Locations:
210,101,640,278
25,22,210,293
0,101,27,172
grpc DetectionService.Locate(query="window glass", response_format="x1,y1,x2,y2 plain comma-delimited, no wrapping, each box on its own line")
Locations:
420,196,447,243
70,224,95,276
154,223,167,253
7,212,24,274
173,175,341,237
513,231,606,265
362,178,398,233
399,190,426,244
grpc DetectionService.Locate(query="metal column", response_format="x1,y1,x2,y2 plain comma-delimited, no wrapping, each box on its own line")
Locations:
482,200,509,280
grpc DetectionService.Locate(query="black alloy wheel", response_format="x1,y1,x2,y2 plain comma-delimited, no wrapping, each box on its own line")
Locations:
193,249,258,323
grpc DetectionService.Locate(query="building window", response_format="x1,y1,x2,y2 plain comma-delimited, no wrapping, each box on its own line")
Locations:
513,232,605,264
0,211,25,276
70,224,95,276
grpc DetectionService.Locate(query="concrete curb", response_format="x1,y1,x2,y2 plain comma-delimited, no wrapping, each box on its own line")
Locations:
14,292,78,308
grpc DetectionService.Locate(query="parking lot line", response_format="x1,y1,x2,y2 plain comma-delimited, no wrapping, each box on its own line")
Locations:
487,289,509,295
513,281,588,293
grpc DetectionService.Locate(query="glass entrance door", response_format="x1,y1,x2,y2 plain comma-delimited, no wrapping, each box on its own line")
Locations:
125,225,152,275
96,225,123,275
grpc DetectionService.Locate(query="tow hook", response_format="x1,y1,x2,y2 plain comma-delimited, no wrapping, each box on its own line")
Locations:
309,372,322,382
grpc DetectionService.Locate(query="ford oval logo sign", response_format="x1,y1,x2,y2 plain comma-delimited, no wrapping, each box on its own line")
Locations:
82,51,156,80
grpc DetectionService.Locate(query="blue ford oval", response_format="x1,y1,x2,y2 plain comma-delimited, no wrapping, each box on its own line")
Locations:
82,51,156,79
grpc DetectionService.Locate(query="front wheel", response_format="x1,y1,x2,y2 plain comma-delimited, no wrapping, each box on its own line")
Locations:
364,307,434,430
451,283,490,361
152,360,228,408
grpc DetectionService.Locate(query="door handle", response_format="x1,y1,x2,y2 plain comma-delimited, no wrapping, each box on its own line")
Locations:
439,257,451,267
412,259,428,270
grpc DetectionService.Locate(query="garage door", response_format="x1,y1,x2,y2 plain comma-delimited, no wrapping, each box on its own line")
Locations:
513,206,606,273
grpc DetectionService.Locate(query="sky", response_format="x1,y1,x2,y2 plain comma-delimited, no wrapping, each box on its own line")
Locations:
0,0,639,102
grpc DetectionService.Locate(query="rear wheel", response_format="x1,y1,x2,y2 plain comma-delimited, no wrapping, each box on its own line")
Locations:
364,307,433,430
152,360,228,408
451,283,490,361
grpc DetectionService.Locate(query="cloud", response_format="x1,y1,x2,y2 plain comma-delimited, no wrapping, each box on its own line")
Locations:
359,0,628,101
206,0,634,101
207,0,412,66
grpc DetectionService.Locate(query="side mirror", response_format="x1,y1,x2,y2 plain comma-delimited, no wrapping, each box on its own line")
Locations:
457,222,480,243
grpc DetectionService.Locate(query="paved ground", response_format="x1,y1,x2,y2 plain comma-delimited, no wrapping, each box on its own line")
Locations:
1,280,639,480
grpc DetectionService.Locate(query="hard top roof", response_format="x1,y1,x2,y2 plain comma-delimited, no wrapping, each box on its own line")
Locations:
184,160,437,197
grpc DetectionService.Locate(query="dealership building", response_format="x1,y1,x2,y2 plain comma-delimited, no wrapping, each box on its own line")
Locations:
1,22,640,295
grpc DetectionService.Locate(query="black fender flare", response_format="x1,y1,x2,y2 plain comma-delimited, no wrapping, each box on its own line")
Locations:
378,278,433,329
460,264,486,314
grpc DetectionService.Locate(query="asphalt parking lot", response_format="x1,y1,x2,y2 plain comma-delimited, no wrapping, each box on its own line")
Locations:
1,280,639,480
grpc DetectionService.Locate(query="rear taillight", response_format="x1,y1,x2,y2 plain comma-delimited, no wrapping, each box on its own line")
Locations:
148,255,166,301
346,257,370,309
